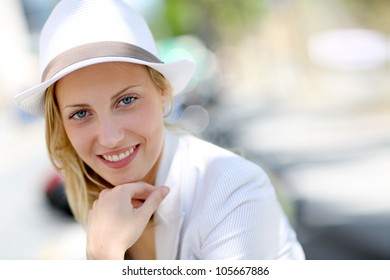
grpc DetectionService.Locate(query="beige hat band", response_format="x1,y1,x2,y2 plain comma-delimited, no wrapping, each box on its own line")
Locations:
42,41,162,82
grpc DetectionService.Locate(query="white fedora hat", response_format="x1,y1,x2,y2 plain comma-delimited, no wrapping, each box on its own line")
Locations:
14,0,196,117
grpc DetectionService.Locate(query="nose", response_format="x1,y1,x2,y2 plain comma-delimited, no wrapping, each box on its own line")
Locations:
97,116,125,148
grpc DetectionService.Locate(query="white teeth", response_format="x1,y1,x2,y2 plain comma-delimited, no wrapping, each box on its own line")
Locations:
102,147,135,162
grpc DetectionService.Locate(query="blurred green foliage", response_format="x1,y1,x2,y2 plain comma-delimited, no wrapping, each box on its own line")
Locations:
149,0,389,43
151,0,268,47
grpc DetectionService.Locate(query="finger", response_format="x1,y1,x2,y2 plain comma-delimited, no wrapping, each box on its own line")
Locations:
116,182,155,201
136,186,170,218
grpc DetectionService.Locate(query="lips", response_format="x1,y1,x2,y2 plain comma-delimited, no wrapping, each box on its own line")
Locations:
98,145,139,169
101,146,135,162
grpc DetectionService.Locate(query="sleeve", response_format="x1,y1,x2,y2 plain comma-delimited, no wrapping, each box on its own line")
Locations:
194,159,295,259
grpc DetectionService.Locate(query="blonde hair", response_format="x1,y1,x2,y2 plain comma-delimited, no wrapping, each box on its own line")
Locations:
45,66,173,224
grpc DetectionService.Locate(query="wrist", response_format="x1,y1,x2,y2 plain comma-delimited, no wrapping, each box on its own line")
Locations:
86,244,126,260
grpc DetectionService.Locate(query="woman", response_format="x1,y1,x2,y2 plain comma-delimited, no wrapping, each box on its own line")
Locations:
15,0,305,260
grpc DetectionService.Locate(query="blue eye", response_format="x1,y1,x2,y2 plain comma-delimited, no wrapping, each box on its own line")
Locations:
118,96,136,107
70,110,89,120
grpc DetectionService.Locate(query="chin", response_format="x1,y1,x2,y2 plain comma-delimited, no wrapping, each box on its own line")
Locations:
105,174,143,187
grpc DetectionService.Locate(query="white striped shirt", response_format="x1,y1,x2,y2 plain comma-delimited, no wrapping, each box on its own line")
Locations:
154,129,305,260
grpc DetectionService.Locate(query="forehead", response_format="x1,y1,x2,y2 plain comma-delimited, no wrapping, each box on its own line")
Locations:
54,62,154,105
60,62,148,82
56,62,150,90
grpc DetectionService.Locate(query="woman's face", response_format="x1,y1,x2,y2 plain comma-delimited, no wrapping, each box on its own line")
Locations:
55,62,166,186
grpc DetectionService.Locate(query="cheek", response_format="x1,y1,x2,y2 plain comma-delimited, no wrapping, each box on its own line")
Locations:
63,125,92,158
124,102,165,159
129,99,165,134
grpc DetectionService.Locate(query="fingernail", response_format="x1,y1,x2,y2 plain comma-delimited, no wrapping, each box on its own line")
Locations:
160,186,170,197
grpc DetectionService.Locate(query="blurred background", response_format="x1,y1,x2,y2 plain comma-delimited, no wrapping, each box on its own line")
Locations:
0,0,389,259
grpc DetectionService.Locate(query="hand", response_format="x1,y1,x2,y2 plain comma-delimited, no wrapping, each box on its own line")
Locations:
86,182,170,259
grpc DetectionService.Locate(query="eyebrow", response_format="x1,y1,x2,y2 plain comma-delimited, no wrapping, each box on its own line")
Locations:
111,85,139,102
62,85,140,110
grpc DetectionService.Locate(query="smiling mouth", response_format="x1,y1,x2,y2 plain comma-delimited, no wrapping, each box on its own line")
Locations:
100,145,138,162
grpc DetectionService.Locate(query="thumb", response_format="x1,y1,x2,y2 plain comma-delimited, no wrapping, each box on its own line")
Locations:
136,186,170,218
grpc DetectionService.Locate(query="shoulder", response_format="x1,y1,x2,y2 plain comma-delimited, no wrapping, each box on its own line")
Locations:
170,132,305,260
176,131,263,175
206,151,271,191
185,133,274,193
174,131,277,212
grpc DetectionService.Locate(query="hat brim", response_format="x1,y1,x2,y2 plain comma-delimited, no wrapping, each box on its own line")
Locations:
14,57,196,117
